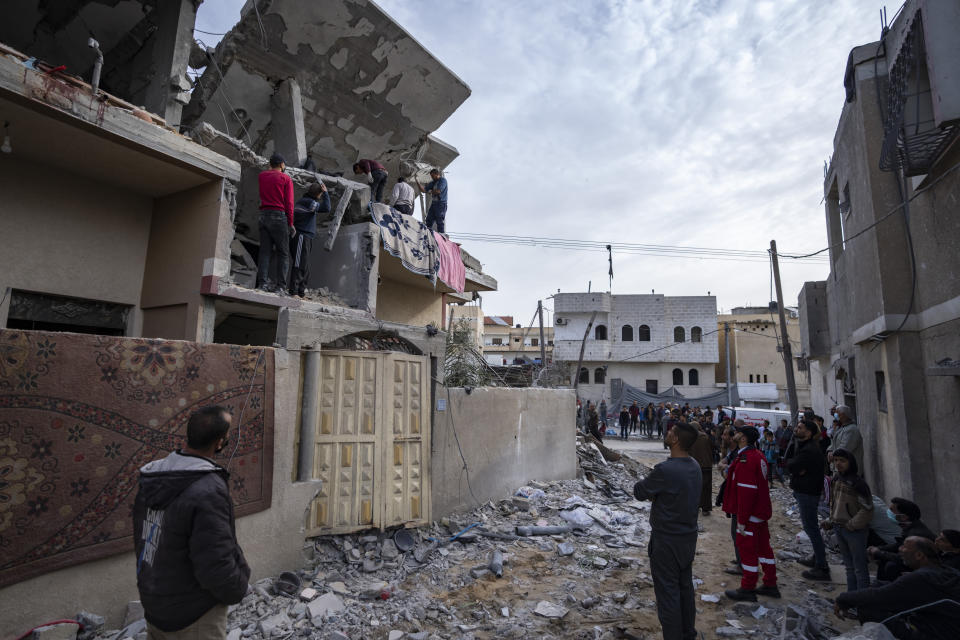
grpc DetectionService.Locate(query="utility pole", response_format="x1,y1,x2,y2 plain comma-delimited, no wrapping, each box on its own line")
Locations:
770,240,800,425
573,311,598,397
724,322,733,407
537,300,546,367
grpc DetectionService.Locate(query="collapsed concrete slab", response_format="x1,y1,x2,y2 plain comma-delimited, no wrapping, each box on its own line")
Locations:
182,0,470,177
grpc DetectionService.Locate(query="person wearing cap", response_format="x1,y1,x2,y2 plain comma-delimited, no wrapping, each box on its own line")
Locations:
257,153,295,293
723,425,780,601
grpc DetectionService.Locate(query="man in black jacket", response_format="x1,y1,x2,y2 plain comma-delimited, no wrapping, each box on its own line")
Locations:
288,181,331,297
787,420,830,581
835,537,960,639
868,497,936,582
134,406,251,638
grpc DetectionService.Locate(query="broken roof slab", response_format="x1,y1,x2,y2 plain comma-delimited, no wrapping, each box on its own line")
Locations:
182,0,470,174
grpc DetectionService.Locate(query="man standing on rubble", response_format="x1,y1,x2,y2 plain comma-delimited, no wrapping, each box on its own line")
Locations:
723,426,780,601
634,422,702,640
257,154,295,294
418,168,448,233
289,181,331,297
134,406,250,639
353,158,389,203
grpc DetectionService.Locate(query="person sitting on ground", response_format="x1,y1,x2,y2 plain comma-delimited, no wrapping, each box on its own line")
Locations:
868,497,936,583
288,181,331,297
787,419,831,582
835,536,960,640
935,529,960,571
822,449,873,592
353,158,389,203
389,176,415,215
867,494,904,547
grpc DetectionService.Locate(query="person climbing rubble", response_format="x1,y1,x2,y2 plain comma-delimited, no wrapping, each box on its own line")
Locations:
417,168,448,233
353,158,389,203
288,181,330,298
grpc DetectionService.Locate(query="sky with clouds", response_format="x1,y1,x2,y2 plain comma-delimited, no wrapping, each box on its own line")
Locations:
197,0,887,322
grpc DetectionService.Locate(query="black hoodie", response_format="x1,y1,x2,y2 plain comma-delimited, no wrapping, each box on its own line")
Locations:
133,451,251,632
836,565,960,639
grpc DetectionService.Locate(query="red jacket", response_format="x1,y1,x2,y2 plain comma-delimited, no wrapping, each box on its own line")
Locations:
258,170,295,225
722,446,772,525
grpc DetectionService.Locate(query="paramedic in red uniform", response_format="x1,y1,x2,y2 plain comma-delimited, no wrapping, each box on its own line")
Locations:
723,425,780,601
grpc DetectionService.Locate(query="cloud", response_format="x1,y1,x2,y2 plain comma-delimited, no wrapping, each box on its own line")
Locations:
198,0,882,317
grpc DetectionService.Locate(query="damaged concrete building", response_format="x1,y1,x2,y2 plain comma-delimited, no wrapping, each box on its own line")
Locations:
798,0,960,529
0,1,575,633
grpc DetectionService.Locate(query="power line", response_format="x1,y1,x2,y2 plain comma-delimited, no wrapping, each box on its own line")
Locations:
446,232,829,264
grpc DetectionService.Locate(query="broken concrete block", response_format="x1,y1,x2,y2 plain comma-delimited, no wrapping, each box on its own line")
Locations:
611,592,628,604
534,601,569,619
592,556,609,569
406,633,428,640
362,558,383,572
381,539,399,559
557,542,575,556
259,612,291,636
501,607,509,617
31,623,79,640
299,587,318,601
226,629,242,640
469,567,490,579
307,592,345,619
388,632,404,640
328,581,350,595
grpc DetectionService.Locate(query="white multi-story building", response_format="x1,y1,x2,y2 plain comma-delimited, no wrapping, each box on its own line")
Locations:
553,293,719,401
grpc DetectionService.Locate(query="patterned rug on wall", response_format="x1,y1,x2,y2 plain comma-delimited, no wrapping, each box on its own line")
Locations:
0,329,275,588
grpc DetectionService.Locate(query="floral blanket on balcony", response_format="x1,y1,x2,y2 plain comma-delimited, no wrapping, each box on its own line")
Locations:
369,203,439,283
0,329,274,588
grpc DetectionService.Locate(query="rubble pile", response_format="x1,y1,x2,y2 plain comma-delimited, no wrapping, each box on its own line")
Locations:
74,440,862,640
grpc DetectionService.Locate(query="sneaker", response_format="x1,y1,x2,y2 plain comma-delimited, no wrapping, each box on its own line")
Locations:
802,567,832,581
756,585,781,598
798,555,817,568
724,588,757,602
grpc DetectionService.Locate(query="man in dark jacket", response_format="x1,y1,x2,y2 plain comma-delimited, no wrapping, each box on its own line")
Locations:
134,406,250,638
689,421,714,516
288,181,331,297
634,422,702,640
787,420,831,581
868,497,936,582
836,537,960,639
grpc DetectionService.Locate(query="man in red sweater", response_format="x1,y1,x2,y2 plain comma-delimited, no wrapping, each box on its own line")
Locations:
723,426,780,601
257,154,295,293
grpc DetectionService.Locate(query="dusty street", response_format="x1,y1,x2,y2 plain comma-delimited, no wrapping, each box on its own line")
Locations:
126,437,861,640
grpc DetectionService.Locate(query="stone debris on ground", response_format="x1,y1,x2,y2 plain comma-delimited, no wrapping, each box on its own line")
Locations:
72,438,877,640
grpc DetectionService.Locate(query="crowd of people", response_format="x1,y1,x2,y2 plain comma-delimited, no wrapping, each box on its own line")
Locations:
254,153,449,295
580,401,960,640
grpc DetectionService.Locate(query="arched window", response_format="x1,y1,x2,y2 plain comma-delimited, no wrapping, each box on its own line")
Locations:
621,325,633,341
691,326,702,343
674,326,685,343
578,367,589,383
638,324,651,341
595,325,608,340
594,367,606,384
689,368,699,385
672,368,683,385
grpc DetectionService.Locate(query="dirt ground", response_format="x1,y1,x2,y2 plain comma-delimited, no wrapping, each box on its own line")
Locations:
392,446,862,639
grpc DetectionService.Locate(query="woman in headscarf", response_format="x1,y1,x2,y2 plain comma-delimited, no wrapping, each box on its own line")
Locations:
821,448,874,591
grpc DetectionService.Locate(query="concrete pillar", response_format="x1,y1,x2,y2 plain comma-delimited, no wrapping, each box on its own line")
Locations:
142,0,198,126
271,78,307,168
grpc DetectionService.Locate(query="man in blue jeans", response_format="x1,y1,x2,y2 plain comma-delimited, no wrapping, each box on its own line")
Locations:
787,419,831,581
418,168,448,233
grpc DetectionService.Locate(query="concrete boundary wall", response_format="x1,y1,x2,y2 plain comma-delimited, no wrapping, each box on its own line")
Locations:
431,387,577,518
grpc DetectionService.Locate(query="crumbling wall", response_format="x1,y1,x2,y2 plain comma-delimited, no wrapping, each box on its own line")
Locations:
182,0,470,178
431,387,577,518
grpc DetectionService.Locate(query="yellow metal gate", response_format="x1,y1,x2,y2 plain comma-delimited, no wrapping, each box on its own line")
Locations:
305,349,430,535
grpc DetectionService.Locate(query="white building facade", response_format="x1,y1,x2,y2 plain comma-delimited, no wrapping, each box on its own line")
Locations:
553,293,719,402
